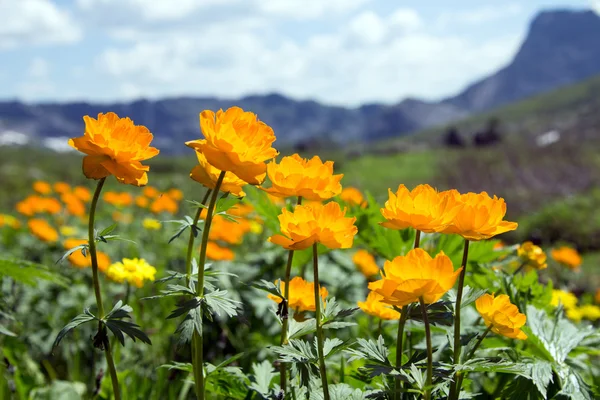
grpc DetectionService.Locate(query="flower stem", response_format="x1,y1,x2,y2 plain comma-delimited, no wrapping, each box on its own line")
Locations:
394,306,409,400
414,230,421,249
279,196,302,393
456,325,493,394
449,239,470,400
193,172,226,400
88,177,120,400
312,242,329,400
185,189,212,286
512,262,527,276
419,297,432,400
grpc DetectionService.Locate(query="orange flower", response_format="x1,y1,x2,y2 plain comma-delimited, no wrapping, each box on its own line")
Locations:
442,191,518,241
369,248,462,307
54,182,71,194
62,193,86,217
358,291,400,320
68,112,159,186
150,195,178,214
228,203,254,218
143,186,160,198
73,186,91,202
475,293,527,340
269,202,358,251
353,249,380,278
340,187,367,207
261,154,343,201
135,195,149,208
28,219,59,243
268,277,328,312
33,181,52,195
63,238,110,270
551,246,582,270
380,184,462,233
517,241,547,270
595,289,600,305
185,107,278,185
167,188,184,201
209,216,252,245
0,214,21,229
189,151,247,197
267,193,285,206
206,241,235,261
103,192,133,207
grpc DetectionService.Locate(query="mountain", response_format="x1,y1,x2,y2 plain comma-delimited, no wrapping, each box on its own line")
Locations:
0,8,599,151
447,9,600,111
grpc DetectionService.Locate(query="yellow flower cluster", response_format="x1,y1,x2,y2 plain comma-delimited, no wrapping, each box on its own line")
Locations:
551,289,600,322
268,277,328,313
475,294,527,340
517,241,547,270
105,258,157,288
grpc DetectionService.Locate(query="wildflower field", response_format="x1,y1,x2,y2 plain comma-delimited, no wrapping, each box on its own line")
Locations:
1,108,599,400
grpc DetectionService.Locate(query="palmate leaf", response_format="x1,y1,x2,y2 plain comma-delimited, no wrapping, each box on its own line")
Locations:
165,217,201,243
250,279,284,300
345,335,389,364
289,318,316,339
248,360,277,397
158,361,193,373
321,337,345,357
446,286,488,311
273,339,316,364
167,297,203,320
205,290,241,318
1,258,69,287
105,319,151,346
174,309,202,347
409,301,453,326
52,309,97,349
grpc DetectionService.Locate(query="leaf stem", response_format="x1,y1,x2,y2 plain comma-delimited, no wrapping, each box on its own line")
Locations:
185,189,212,286
88,177,120,400
193,172,225,400
313,242,329,400
419,297,432,400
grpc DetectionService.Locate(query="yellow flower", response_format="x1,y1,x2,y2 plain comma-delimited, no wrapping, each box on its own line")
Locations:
143,186,160,198
150,194,178,214
105,258,157,288
135,195,149,208
380,184,462,233
60,226,78,236
579,304,600,321
73,186,91,202
54,182,71,194
68,112,159,186
0,214,21,229
190,151,247,197
33,181,52,195
566,307,584,322
206,241,235,261
142,218,162,230
550,290,578,309
167,188,184,201
28,219,59,243
475,293,527,340
268,277,328,312
369,248,462,307
261,154,342,201
442,191,518,241
185,107,278,185
551,246,582,270
358,291,400,320
340,187,367,208
517,241,547,270
353,250,380,278
269,202,358,251
103,192,133,207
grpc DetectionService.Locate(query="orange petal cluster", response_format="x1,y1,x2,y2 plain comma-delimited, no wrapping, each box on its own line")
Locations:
189,151,247,197
353,249,380,278
358,292,400,320
268,277,328,312
551,246,582,270
475,293,527,340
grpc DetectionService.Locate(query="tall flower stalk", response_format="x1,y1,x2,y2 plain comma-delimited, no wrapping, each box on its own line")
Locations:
185,189,212,286
449,239,469,400
193,172,226,400
419,297,433,400
312,242,329,400
88,177,120,399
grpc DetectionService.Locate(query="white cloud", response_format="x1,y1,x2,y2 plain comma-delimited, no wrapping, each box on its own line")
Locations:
27,57,50,79
0,0,82,49
256,0,372,19
436,4,523,28
95,6,521,105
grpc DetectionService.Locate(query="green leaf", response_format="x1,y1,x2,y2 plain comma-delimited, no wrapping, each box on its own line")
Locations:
0,258,69,287
321,337,345,357
167,297,202,320
53,310,97,349
205,290,240,318
0,323,17,337
447,286,488,310
250,279,283,300
104,300,133,320
158,362,193,373
56,244,89,265
529,360,553,398
454,358,530,376
98,223,117,237
346,335,389,364
104,319,151,346
288,318,317,339
248,360,276,397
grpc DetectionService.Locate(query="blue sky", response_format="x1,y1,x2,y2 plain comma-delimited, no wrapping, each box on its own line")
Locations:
0,0,595,106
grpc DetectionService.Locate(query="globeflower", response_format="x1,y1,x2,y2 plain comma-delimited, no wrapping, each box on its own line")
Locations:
190,151,247,197
28,219,59,243
353,249,380,278
551,246,582,270
517,241,547,270
206,241,235,261
150,194,178,214
33,181,52,195
54,182,71,194
103,192,133,207
369,248,462,307
550,289,578,309
62,193,86,217
63,238,110,270
380,184,462,233
339,187,367,207
358,291,400,320
475,293,527,340
269,202,358,251
209,216,252,245
73,186,91,202
135,196,149,208
0,214,21,229
142,218,162,230
268,277,328,312
143,186,160,198
167,188,184,201
105,258,157,288
261,154,342,201
68,112,159,186
185,107,278,185
442,191,518,240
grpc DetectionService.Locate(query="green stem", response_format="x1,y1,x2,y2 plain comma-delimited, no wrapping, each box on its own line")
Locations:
313,243,329,400
88,178,120,400
414,230,421,249
279,196,301,393
456,325,493,394
419,297,432,400
513,261,527,276
394,306,409,400
186,189,212,286
449,239,470,400
193,172,226,400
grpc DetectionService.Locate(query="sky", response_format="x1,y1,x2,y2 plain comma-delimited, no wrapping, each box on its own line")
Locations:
0,0,596,106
